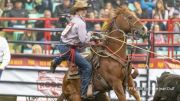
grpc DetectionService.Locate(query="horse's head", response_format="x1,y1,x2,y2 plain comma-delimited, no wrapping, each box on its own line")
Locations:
112,6,147,37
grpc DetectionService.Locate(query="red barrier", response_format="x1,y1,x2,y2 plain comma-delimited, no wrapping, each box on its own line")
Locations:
0,17,180,58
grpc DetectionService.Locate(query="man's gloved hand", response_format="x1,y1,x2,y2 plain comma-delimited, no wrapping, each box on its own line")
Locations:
50,60,57,73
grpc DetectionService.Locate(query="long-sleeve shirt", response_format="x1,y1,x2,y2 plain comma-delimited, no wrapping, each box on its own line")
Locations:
61,15,91,45
0,36,11,69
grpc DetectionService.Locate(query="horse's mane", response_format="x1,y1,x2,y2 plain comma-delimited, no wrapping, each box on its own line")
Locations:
103,6,135,31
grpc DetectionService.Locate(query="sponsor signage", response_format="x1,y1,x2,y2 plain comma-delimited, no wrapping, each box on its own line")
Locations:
9,58,180,69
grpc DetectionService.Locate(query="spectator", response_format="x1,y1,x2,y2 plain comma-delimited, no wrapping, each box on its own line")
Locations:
35,10,55,41
20,24,36,53
24,0,35,13
34,0,42,13
152,0,168,25
175,0,180,12
7,0,29,27
32,44,43,54
153,24,168,57
2,1,13,17
86,11,96,31
94,23,102,31
173,12,180,57
99,8,113,18
35,0,53,13
53,0,72,17
128,0,136,12
88,0,104,12
105,0,122,7
173,10,180,33
164,0,176,18
0,36,11,78
151,14,166,31
105,2,114,12
140,0,155,18
134,1,143,17
153,24,166,44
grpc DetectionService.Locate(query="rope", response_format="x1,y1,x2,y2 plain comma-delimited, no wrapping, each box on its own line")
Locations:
101,34,180,64
90,29,126,58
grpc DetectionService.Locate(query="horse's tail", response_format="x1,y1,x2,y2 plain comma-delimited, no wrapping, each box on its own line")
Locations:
57,93,65,101
131,68,139,79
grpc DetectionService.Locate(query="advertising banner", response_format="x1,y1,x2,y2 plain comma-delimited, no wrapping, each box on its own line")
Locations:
0,67,179,100
0,68,64,97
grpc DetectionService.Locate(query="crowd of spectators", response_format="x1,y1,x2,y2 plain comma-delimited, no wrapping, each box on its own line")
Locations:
0,0,179,56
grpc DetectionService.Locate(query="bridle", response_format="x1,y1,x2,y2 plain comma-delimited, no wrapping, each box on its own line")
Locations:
91,10,142,59
112,13,141,38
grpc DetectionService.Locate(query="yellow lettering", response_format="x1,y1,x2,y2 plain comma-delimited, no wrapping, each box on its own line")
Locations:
150,63,154,68
47,62,51,66
11,60,23,65
40,61,46,66
138,64,146,68
28,60,35,65
157,62,164,68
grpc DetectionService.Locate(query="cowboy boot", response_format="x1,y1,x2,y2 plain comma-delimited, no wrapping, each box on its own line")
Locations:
50,60,57,73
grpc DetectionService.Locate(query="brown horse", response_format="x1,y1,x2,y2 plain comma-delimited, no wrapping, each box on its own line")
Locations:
57,6,147,101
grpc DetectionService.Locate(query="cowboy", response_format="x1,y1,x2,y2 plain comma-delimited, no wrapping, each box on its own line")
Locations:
0,36,11,78
50,1,94,98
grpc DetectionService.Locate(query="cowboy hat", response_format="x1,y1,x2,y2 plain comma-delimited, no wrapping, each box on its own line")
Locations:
72,1,89,11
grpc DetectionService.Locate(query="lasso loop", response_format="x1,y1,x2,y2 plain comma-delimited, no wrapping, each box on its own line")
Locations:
90,29,126,58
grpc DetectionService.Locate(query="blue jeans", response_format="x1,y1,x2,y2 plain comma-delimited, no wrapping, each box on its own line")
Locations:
54,45,92,96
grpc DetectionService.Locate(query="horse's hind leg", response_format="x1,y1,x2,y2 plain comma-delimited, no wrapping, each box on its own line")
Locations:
112,80,127,101
128,76,141,101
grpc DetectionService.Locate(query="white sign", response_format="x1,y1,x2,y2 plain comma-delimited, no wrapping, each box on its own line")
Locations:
0,67,180,101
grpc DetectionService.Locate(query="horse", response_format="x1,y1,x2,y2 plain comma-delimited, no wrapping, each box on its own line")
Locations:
153,72,180,101
57,6,147,101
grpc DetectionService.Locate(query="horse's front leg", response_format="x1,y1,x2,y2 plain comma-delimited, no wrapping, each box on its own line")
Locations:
112,80,127,101
128,75,141,101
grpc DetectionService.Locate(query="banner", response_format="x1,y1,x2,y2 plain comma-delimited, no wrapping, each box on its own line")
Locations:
0,68,64,97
